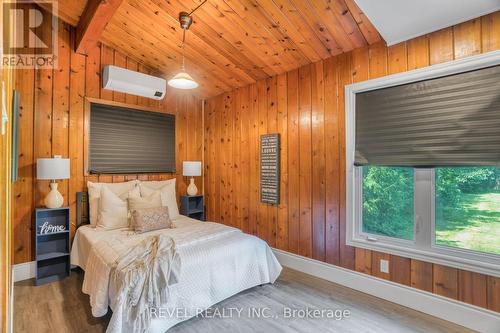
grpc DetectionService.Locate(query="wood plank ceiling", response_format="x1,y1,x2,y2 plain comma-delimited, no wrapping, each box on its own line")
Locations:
49,0,381,97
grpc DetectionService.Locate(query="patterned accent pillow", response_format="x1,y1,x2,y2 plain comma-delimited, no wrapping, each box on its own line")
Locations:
131,206,173,233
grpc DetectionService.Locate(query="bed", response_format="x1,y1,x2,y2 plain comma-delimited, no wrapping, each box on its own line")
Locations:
70,192,282,333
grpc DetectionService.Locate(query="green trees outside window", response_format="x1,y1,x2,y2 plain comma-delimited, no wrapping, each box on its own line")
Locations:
436,167,500,255
362,165,500,255
362,166,414,240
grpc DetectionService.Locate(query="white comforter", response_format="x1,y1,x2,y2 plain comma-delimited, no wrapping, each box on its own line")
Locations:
71,216,282,333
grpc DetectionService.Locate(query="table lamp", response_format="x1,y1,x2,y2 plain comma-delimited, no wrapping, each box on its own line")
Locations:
37,155,70,208
183,161,201,196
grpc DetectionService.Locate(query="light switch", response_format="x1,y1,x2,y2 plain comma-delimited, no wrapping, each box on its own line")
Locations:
380,259,389,274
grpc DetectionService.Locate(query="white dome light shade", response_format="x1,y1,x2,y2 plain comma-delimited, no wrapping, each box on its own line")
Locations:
167,71,199,89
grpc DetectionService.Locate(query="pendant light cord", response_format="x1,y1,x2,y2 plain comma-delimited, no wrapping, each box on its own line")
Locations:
181,29,186,71
179,0,207,73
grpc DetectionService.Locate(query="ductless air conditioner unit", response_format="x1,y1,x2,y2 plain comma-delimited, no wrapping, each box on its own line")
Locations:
102,65,166,100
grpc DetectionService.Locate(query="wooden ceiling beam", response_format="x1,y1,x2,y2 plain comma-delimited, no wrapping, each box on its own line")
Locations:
35,1,80,26
75,0,124,55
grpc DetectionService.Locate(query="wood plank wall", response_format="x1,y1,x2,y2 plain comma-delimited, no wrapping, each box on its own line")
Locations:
204,12,500,313
12,18,203,264
1,1,15,326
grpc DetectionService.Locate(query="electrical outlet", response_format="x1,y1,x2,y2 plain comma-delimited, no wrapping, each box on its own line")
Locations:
380,259,389,274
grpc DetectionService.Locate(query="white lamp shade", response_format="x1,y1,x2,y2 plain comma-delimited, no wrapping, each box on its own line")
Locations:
37,156,70,180
167,72,199,89
183,161,201,177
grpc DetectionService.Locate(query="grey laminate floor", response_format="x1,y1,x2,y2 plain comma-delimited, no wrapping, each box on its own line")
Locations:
13,268,472,333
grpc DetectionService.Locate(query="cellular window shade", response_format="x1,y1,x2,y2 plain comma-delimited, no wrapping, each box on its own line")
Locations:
355,65,500,167
89,103,175,173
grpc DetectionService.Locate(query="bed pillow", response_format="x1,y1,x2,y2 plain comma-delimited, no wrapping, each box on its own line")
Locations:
128,191,162,211
138,179,175,190
97,185,129,230
139,178,179,219
131,206,172,234
128,186,141,199
87,180,138,227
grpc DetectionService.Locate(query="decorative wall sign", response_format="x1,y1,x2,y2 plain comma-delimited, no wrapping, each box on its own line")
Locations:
260,133,280,205
38,220,66,234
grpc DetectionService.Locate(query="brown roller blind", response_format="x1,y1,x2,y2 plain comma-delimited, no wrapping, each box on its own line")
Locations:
355,65,500,167
89,103,175,173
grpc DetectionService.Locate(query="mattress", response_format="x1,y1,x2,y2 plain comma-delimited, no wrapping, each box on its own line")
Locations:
70,215,282,333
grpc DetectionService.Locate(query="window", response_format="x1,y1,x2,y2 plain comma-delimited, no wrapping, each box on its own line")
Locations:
353,166,500,275
359,166,500,255
362,166,414,240
435,167,500,255
88,101,176,174
346,50,500,276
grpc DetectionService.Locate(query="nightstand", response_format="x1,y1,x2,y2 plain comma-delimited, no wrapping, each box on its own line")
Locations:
180,195,205,221
35,207,70,285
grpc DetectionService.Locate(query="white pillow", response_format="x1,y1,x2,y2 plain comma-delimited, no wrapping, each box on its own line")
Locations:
139,178,179,219
97,186,129,230
129,186,141,199
138,179,175,190
128,191,162,211
87,180,138,227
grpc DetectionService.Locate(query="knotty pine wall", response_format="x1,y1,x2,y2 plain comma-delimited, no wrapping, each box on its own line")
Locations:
1,12,15,327
203,13,500,312
12,19,203,264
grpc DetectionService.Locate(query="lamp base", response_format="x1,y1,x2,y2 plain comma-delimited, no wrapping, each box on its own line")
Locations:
44,181,64,209
187,177,198,196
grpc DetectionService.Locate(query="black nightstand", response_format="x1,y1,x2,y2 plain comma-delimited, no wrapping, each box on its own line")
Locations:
35,207,70,285
180,195,205,221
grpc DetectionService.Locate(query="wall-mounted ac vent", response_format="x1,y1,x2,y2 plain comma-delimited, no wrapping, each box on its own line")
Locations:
102,65,166,100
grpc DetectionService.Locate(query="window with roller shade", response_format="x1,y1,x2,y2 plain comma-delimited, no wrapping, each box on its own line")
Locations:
346,53,500,276
89,103,176,174
354,65,500,167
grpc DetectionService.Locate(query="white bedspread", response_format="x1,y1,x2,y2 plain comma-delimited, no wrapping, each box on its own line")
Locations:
71,216,282,333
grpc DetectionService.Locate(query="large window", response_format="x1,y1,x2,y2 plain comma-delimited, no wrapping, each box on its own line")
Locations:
435,167,500,255
353,166,500,275
346,51,500,276
359,166,500,255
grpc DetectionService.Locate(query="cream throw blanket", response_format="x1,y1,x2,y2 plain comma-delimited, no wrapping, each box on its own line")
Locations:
110,234,181,333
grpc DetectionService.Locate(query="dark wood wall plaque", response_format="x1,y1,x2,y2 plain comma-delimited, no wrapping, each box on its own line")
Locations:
260,133,280,205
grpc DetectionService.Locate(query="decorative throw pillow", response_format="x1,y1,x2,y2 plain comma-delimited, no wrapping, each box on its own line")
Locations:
97,185,129,230
139,178,180,219
87,180,138,227
131,206,172,233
